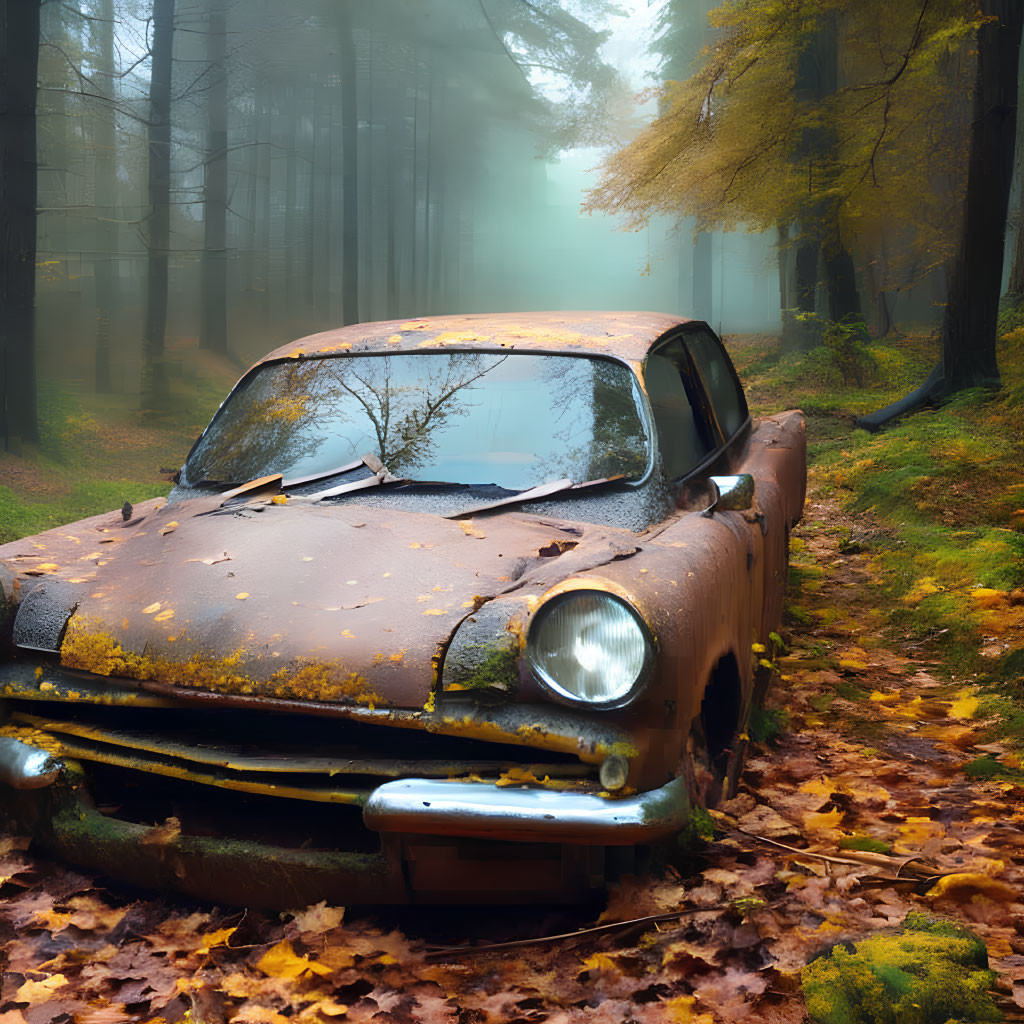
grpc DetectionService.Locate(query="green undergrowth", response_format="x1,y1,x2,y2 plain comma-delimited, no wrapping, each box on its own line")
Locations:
0,377,214,546
0,481,162,546
801,913,1000,1024
733,321,1024,739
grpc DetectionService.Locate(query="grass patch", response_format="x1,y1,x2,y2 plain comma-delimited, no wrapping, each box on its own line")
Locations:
738,322,1024,710
0,481,165,546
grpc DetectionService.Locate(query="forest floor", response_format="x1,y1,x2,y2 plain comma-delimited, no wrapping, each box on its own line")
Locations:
0,330,1022,1023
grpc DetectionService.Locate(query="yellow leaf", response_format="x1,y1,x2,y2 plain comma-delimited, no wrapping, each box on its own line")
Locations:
197,925,237,954
580,952,620,975
236,592,249,600
869,690,899,703
926,872,1018,903
804,807,844,831
799,777,835,798
458,520,485,539
422,608,446,615
257,940,332,979
270,494,288,505
142,602,162,614
663,995,714,1023
15,974,67,1003
154,609,174,622
948,692,979,720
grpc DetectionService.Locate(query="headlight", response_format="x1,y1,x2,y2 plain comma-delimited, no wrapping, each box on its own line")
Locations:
526,590,653,708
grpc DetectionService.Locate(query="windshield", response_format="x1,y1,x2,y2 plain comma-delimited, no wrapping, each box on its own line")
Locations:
181,352,650,492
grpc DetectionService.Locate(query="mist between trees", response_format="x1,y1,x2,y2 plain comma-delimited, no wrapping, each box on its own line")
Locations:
0,0,1020,450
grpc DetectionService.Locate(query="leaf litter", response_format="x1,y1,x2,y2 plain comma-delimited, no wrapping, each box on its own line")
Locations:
0,499,1022,1022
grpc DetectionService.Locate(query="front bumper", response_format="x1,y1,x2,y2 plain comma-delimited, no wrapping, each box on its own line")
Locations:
0,735,690,906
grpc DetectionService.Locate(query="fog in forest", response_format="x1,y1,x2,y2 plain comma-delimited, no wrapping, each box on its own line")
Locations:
4,0,972,453
24,0,789,413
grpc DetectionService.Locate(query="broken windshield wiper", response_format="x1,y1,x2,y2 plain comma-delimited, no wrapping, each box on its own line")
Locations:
444,475,626,519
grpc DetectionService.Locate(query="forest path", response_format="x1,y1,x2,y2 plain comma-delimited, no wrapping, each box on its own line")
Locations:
0,500,1022,1022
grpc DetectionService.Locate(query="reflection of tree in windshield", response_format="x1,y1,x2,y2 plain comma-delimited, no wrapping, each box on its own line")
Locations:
535,358,648,483
186,360,327,484
183,352,650,492
318,353,507,475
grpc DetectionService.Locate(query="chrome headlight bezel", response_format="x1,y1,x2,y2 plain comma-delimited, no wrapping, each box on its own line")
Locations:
525,590,655,710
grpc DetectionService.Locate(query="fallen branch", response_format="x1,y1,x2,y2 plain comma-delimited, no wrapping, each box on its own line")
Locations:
720,826,937,880
424,905,735,959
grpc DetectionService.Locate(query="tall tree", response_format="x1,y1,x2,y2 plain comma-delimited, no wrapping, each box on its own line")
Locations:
0,0,41,449
92,0,118,391
200,0,229,355
939,0,1023,392
140,0,176,415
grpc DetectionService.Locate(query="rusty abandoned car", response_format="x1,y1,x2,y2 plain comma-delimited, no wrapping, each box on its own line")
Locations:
0,312,805,906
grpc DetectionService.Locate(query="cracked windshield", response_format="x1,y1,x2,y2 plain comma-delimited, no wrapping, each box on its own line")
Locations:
1,0,1024,1021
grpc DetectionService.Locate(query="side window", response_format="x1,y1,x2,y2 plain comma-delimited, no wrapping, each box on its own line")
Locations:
643,339,714,480
685,329,748,440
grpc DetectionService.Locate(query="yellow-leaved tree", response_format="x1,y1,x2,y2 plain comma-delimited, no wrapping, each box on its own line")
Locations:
585,0,980,334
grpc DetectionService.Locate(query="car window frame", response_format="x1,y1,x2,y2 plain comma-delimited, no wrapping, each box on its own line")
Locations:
177,348,661,493
642,323,752,488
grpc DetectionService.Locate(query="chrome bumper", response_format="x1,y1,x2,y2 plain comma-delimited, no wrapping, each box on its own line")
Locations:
363,776,690,845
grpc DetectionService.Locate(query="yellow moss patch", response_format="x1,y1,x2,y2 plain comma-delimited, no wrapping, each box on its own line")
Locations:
60,620,384,706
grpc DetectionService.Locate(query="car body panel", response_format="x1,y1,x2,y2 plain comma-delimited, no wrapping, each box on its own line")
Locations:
0,313,805,905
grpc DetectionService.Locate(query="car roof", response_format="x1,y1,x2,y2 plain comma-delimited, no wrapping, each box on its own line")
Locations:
256,311,693,368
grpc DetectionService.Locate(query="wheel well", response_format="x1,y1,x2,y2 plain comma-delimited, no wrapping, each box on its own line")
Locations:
700,652,743,759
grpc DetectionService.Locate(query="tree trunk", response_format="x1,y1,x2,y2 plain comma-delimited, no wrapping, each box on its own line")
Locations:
940,0,1023,392
692,230,712,321
200,0,228,354
1007,201,1024,298
823,240,861,321
0,0,41,449
140,0,175,416
338,3,358,325
94,0,117,392
312,85,332,325
793,11,861,325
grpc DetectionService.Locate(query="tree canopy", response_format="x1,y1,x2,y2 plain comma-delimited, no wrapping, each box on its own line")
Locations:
585,0,982,292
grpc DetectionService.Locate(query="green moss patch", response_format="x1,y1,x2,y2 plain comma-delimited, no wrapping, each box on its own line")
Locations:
801,913,1000,1024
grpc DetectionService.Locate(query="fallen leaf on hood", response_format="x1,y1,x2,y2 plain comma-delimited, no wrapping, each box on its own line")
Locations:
459,520,486,539
159,521,178,535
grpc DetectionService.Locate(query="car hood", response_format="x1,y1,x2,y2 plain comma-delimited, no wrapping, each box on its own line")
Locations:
4,496,643,709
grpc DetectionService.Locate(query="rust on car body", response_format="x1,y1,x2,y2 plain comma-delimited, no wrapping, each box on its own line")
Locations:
0,312,806,905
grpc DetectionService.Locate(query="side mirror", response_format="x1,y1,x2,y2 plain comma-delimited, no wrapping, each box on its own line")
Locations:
701,474,755,517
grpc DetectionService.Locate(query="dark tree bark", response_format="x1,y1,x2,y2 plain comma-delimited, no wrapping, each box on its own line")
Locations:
338,2,358,325
0,0,41,449
312,84,332,324
93,0,117,391
940,0,1023,393
200,0,228,355
140,0,175,416
1008,209,1024,298
792,11,861,329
